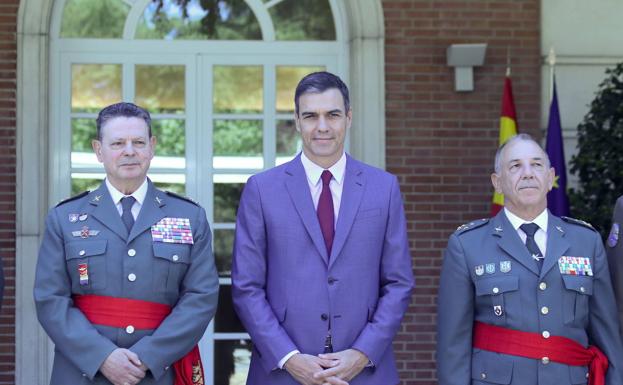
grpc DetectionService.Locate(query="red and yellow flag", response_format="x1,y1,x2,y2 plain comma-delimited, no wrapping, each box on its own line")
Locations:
491,74,518,216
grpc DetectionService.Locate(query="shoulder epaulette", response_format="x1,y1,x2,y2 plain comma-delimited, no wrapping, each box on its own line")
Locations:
561,216,597,232
55,191,89,207
165,191,199,206
455,218,489,235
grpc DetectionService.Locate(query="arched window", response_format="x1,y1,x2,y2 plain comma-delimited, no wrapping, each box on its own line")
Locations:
50,0,345,382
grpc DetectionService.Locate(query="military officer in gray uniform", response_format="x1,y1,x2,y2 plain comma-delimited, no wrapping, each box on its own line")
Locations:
34,102,219,385
437,134,623,385
606,196,623,335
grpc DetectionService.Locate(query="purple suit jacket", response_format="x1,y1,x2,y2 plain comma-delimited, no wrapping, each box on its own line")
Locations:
232,154,414,385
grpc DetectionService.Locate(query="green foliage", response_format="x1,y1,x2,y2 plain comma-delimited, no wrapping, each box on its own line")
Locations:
569,62,623,239
213,120,262,156
61,0,128,38
269,0,335,41
152,119,185,157
214,182,244,222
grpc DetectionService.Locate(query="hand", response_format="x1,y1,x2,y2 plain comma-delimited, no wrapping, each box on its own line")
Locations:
314,349,369,383
283,353,344,385
100,348,147,385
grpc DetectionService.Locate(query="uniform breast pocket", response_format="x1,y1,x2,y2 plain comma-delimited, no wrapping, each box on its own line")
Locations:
65,240,108,292
474,276,519,325
152,242,191,295
562,275,593,326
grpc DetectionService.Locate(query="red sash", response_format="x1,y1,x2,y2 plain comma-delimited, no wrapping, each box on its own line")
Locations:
74,294,205,385
473,321,608,385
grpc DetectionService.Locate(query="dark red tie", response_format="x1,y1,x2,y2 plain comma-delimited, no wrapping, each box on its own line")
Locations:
317,170,334,256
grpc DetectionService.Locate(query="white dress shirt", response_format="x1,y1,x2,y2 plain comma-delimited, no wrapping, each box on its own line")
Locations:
504,207,548,257
278,152,346,369
105,178,148,220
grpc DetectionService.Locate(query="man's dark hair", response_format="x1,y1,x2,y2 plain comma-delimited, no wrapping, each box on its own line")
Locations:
294,71,350,115
96,102,152,140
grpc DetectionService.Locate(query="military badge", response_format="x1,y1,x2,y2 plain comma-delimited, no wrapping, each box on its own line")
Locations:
485,263,495,274
493,305,503,316
78,263,89,286
558,256,593,276
68,213,79,223
608,223,619,248
71,227,100,238
151,217,194,244
474,265,484,276
79,213,88,221
500,260,511,273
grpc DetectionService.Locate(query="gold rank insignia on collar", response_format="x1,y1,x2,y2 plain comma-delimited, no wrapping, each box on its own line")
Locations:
92,195,101,202
556,226,564,233
155,196,163,205
495,226,502,232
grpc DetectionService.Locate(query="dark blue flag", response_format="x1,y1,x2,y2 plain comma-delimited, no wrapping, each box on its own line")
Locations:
546,77,570,216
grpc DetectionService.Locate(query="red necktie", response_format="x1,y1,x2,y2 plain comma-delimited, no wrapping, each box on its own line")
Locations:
317,170,334,256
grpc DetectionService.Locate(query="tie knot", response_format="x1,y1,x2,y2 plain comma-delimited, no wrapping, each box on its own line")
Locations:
520,223,540,237
321,170,333,186
121,196,136,212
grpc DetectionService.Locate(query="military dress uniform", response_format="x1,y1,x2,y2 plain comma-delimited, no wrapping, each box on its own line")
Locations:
606,195,623,335
34,180,219,385
437,210,623,385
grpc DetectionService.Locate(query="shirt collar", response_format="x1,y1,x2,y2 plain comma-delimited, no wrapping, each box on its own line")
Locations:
300,152,346,186
504,207,549,233
105,178,149,206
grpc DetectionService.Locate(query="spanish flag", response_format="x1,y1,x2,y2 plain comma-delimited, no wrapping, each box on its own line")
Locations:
491,73,518,216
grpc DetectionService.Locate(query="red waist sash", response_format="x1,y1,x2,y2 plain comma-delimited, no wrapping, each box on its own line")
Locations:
74,294,204,385
473,321,608,385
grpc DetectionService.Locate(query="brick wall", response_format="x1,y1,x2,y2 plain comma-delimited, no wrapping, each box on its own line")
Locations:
383,1,541,384
0,2,16,384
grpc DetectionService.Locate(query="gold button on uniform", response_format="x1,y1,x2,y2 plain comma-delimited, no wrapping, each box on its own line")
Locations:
127,249,136,257
480,373,486,379
125,325,135,334
539,282,547,291
541,306,549,315
172,254,179,262
128,273,137,282
580,286,586,293
79,250,86,256
542,357,550,364
492,287,499,294
542,331,550,339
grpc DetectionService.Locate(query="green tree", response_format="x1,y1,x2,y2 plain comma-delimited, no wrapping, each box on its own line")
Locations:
569,62,623,238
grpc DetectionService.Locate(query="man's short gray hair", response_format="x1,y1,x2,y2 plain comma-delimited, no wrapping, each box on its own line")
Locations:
494,133,551,173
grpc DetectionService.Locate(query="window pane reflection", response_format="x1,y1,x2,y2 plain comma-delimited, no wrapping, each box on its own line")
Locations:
214,229,234,277
214,339,252,385
72,64,122,113
153,180,185,194
136,65,185,114
214,285,245,332
276,120,300,158
269,0,336,41
152,119,185,157
276,66,325,113
214,181,244,223
72,176,103,195
61,0,129,38
213,66,263,114
136,0,261,40
213,120,262,157
72,118,96,152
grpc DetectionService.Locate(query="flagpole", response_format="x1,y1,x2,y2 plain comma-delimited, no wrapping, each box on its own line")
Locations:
506,46,511,77
547,47,556,102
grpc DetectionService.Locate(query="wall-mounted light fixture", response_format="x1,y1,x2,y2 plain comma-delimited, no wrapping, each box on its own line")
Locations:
446,43,487,92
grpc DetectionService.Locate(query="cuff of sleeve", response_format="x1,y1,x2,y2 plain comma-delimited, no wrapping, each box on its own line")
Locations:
87,344,118,380
278,350,300,370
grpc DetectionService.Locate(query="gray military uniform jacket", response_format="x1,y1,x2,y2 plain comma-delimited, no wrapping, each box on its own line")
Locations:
437,210,623,385
606,195,623,335
34,180,219,385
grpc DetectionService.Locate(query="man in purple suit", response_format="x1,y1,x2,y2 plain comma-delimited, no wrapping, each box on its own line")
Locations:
232,71,414,385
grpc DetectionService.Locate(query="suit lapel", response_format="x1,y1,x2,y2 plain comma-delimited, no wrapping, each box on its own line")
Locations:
493,212,540,276
128,181,166,244
285,156,329,265
541,214,570,277
329,156,364,268
88,183,128,241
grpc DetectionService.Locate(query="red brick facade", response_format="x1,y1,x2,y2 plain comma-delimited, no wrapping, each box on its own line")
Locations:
383,1,540,384
0,1,541,384
0,2,16,384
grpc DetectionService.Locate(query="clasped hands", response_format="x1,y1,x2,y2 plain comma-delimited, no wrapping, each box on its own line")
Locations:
284,349,369,385
100,348,148,385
